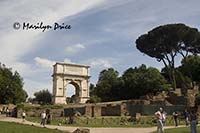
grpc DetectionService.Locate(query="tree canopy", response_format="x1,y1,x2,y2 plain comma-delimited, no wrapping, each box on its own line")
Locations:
33,89,52,104
122,64,169,99
91,65,168,102
94,68,123,102
179,55,200,85
136,23,200,89
161,66,192,95
0,64,27,104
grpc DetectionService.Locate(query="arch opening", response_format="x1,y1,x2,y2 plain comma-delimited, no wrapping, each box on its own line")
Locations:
65,82,79,104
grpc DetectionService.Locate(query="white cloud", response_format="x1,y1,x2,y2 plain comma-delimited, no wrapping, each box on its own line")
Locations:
0,0,105,97
76,44,85,49
11,62,33,75
24,79,52,97
34,57,74,69
34,57,55,68
0,0,104,63
64,58,72,63
89,59,112,68
65,43,86,54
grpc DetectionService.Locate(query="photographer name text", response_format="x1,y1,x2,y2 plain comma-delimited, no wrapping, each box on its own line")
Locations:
13,22,71,32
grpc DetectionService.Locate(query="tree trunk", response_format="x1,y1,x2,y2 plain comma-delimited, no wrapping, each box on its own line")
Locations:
171,68,177,90
162,59,176,90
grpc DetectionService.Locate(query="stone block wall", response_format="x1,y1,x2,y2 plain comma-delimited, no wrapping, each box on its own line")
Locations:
101,104,120,116
63,99,186,117
64,106,86,117
93,106,102,117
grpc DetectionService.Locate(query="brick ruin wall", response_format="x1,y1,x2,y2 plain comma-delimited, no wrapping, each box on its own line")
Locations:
63,100,186,117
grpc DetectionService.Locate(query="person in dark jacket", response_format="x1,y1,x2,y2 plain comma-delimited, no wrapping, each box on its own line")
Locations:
173,111,178,127
189,110,198,133
183,109,189,126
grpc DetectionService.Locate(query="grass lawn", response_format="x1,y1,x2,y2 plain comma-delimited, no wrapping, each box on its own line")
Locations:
152,126,200,133
27,116,156,127
0,121,68,133
27,115,188,128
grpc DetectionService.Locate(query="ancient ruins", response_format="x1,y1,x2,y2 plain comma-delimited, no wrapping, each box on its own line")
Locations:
52,62,90,104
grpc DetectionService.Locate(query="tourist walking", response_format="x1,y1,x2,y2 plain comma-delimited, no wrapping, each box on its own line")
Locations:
46,112,52,124
6,107,9,117
22,111,26,122
189,110,198,133
173,111,178,127
0,108,2,115
40,111,46,127
183,109,189,126
160,107,166,126
155,109,164,133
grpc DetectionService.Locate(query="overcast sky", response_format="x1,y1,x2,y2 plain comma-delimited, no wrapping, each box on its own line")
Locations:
1,0,200,97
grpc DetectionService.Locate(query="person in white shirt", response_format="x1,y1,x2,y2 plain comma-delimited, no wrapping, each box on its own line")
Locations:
40,111,46,127
22,111,26,122
155,109,164,133
160,107,167,126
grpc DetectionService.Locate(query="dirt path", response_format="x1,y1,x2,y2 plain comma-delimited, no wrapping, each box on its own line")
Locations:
0,115,185,133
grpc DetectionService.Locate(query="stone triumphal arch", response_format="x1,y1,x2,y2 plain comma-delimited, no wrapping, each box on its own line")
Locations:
52,62,90,104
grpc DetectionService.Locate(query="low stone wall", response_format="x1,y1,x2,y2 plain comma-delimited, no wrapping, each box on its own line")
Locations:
63,101,186,117
64,106,86,117
101,104,120,116
142,105,185,115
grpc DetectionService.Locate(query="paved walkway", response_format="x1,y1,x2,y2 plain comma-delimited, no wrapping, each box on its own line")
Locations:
0,115,185,133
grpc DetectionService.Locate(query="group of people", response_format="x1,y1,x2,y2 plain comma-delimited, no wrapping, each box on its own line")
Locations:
21,110,51,127
155,108,198,133
0,107,11,116
40,110,52,127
